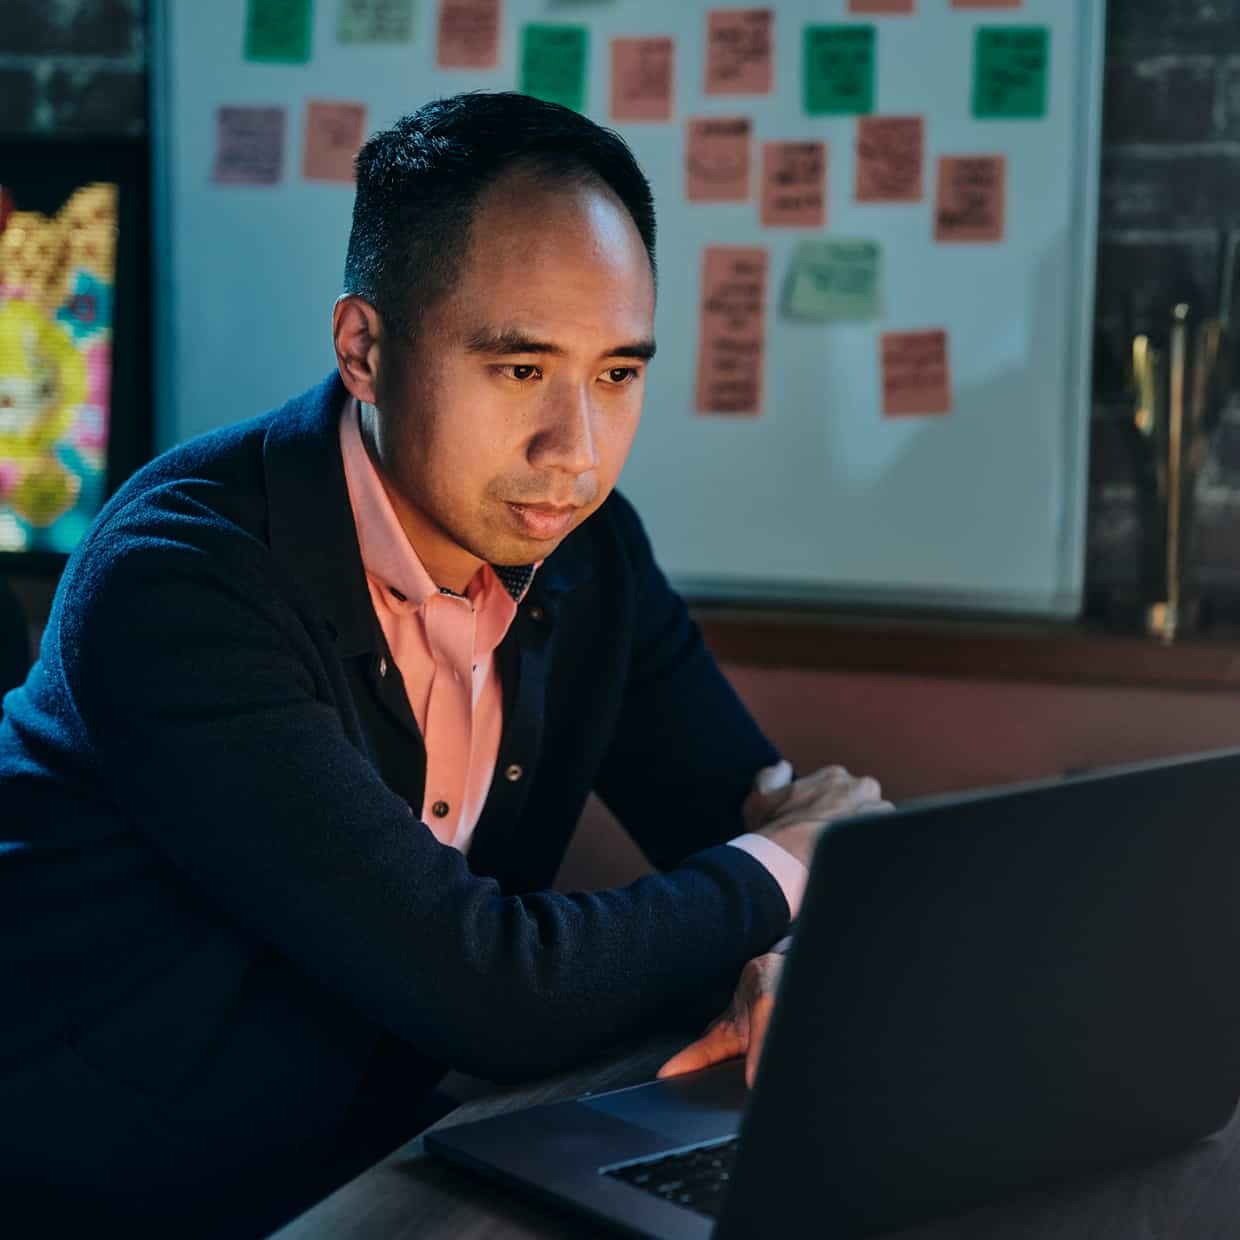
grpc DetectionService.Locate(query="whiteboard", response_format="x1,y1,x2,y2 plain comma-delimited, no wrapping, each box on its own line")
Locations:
152,0,1105,616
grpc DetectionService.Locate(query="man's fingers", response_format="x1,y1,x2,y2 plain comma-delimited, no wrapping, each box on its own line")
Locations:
743,996,775,1088
656,1019,746,1080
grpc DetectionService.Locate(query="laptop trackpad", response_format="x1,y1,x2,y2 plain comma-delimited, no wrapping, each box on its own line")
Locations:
580,1060,747,1145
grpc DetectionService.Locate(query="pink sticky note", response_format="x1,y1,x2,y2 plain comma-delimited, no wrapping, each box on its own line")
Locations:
761,141,827,228
212,106,286,185
437,0,501,69
302,100,368,183
611,37,675,122
856,115,924,203
881,330,952,416
686,116,752,202
850,0,916,12
705,9,774,95
952,0,1022,7
935,155,1006,243
696,246,768,416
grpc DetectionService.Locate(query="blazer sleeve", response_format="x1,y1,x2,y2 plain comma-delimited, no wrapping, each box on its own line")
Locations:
54,494,790,1084
591,493,784,870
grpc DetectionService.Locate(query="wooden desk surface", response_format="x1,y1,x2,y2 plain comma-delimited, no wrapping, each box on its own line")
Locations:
274,1037,1240,1239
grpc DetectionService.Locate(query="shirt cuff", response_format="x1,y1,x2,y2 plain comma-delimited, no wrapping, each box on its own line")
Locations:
727,832,809,921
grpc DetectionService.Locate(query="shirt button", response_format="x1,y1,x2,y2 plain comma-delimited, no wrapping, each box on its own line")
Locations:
431,800,450,818
528,606,544,622
378,657,388,678
504,763,524,783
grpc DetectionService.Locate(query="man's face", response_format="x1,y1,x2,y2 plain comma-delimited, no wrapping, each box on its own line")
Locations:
372,171,656,585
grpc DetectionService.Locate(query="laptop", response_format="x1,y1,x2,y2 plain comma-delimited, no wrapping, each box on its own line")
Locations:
427,748,1240,1237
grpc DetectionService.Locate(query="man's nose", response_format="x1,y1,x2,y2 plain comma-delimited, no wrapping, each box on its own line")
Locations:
528,381,600,475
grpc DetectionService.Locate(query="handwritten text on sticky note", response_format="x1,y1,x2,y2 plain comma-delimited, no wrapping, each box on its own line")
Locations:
338,0,415,44
686,117,752,202
705,9,774,95
761,141,827,228
882,329,952,416
611,37,675,122
803,25,875,116
935,155,1006,242
783,238,881,322
521,24,588,113
973,26,1049,118
244,0,312,63
303,100,367,182
437,0,500,68
697,246,768,416
212,106,286,185
856,115,924,203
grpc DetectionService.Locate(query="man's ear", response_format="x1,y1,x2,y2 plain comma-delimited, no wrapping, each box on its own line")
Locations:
332,294,386,405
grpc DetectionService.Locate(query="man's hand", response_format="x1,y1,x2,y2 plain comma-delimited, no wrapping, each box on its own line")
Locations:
743,759,890,868
657,953,783,1087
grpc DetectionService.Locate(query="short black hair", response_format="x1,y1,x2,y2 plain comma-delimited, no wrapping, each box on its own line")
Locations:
344,92,657,341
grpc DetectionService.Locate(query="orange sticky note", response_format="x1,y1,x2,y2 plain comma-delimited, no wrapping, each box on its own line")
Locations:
437,0,501,69
952,0,1022,7
611,37,675,122
761,141,827,228
935,155,1006,242
850,0,916,12
686,117,752,202
705,9,774,95
881,330,952,416
856,115,924,203
303,101,368,183
696,246,768,416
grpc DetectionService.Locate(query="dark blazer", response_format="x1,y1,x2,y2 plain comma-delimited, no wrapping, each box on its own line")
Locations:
0,373,787,1235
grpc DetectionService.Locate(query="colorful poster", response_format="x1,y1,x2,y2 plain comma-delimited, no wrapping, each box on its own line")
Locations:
302,101,368,182
337,0,416,44
437,0,500,68
611,37,675,122
244,0,312,63
783,238,881,322
704,9,774,95
881,329,953,416
973,27,1049,119
803,25,876,116
761,141,827,228
686,117,752,202
521,24,589,113
212,106,287,186
0,184,116,552
935,155,1006,242
856,115,924,203
696,246,768,415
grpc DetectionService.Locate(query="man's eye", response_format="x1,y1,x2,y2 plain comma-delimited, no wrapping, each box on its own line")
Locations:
603,367,639,385
498,364,541,382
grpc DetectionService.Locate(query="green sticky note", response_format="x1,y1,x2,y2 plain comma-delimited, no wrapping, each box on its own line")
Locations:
521,24,589,113
803,25,875,116
338,0,416,45
973,27,1049,119
245,0,312,63
783,239,882,323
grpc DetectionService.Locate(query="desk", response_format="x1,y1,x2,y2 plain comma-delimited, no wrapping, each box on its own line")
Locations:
274,1035,1240,1239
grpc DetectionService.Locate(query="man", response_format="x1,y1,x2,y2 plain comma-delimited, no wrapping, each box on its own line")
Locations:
0,93,884,1236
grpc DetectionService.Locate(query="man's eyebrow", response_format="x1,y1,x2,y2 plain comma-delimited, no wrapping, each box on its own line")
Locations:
464,326,657,362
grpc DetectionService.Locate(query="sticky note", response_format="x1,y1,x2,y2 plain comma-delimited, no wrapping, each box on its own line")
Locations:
881,329,952,416
935,155,1006,242
302,100,367,182
783,238,881,322
850,0,915,12
437,0,500,68
696,246,768,415
973,27,1049,119
686,117,752,202
521,24,588,113
212,106,286,185
611,37,675,122
244,0,312,63
705,9,774,95
338,0,415,43
953,0,1023,7
761,141,827,228
803,25,875,116
856,115,924,203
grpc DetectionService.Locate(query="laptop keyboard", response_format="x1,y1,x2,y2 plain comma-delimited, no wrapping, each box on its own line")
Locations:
603,1135,739,1219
